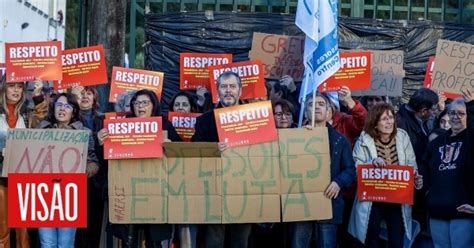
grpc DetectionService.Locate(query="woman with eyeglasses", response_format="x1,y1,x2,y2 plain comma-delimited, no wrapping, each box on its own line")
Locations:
98,89,181,247
272,99,296,129
36,93,100,247
348,103,422,248
419,90,474,248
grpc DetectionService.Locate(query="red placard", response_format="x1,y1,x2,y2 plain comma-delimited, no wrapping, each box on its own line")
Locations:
0,63,5,76
167,112,201,142
423,56,461,99
319,51,371,92
104,117,163,159
109,67,164,103
5,41,62,82
209,60,266,103
56,45,108,90
214,101,277,148
8,173,87,228
357,164,414,205
180,53,233,90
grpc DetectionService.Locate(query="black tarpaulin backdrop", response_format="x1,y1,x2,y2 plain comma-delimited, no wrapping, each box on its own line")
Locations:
144,12,474,111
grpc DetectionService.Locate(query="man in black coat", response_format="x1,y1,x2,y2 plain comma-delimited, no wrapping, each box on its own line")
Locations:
191,71,251,248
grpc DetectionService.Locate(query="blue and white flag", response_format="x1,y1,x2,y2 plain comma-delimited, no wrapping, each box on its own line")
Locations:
296,0,340,126
296,0,340,103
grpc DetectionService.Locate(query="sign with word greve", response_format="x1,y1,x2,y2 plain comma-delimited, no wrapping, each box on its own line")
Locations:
352,50,405,97
431,40,474,95
357,165,414,205
214,101,277,148
168,112,201,142
319,51,371,92
424,56,462,99
56,45,108,90
2,129,90,177
8,173,87,227
208,60,266,103
109,67,164,103
249,32,304,81
180,53,233,90
104,117,163,159
5,41,62,82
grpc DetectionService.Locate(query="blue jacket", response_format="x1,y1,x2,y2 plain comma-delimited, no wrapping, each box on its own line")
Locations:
326,124,356,224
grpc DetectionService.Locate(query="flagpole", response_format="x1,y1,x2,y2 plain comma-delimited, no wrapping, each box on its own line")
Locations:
298,70,309,127
311,87,316,128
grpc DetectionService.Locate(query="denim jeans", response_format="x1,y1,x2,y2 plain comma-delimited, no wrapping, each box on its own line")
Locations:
205,224,251,248
291,221,337,248
38,228,76,248
430,218,474,248
179,224,198,248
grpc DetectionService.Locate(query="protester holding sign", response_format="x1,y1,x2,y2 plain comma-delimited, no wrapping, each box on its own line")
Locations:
291,93,355,248
98,89,181,247
70,85,106,248
35,93,99,247
420,92,474,248
0,76,36,247
348,103,422,247
191,71,252,248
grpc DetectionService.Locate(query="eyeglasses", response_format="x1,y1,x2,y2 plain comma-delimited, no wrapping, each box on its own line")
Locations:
448,111,466,118
133,100,151,107
274,112,293,119
55,102,73,110
380,116,395,122
367,97,383,102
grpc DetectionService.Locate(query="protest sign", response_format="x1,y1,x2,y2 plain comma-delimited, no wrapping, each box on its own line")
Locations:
209,60,266,103
164,143,222,223
431,40,474,95
8,173,87,227
279,128,332,221
168,112,201,142
424,56,462,99
214,101,277,148
5,41,62,82
180,53,233,90
56,45,108,90
108,158,168,223
109,67,164,103
353,50,405,97
248,32,304,81
319,51,371,92
0,63,5,76
357,165,414,205
2,129,89,177
104,117,163,159
108,129,332,224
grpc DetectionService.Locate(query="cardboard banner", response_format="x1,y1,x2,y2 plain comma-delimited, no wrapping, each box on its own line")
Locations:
108,128,332,224
279,128,332,221
109,67,164,103
431,40,474,95
357,165,414,205
5,41,62,82
104,117,163,159
167,112,201,142
2,129,89,177
319,51,371,92
424,56,462,99
8,173,87,227
353,50,405,97
214,101,277,148
56,45,108,90
180,53,233,90
248,32,304,81
208,60,266,103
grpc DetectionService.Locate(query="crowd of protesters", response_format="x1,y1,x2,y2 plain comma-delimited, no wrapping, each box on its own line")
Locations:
0,70,473,248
